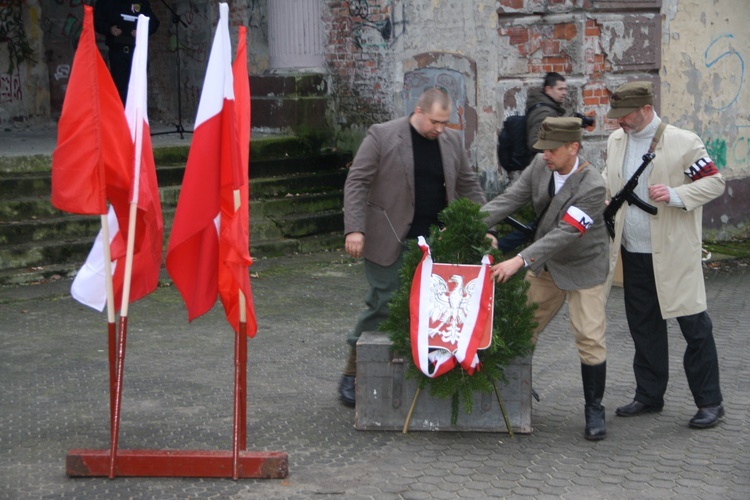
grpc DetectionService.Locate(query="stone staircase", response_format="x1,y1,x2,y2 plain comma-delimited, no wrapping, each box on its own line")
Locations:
0,136,351,285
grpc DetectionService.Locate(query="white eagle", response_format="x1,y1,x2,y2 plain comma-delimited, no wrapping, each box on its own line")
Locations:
428,273,478,345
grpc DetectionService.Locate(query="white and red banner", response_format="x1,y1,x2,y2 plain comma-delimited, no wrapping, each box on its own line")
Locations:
409,237,495,378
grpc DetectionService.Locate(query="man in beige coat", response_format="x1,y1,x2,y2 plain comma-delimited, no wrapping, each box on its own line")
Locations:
603,81,726,429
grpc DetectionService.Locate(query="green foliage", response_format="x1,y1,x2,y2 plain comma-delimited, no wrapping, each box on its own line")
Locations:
381,199,537,424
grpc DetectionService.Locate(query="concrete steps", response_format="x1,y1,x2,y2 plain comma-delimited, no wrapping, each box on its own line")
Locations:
0,136,350,285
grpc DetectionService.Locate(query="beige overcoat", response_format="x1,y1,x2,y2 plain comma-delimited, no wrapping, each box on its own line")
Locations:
603,124,725,318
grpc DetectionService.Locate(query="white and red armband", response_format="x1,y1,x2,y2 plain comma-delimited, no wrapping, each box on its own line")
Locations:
562,205,594,235
684,157,719,181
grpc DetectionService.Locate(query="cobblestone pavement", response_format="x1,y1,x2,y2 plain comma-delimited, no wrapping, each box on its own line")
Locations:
1,250,748,499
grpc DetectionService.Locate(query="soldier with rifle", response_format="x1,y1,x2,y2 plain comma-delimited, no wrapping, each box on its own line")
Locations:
603,81,727,429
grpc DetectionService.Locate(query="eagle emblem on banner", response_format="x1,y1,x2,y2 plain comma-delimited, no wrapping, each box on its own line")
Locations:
428,266,493,349
410,237,494,378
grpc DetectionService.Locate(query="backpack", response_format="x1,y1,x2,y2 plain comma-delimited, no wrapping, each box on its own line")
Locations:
497,102,555,172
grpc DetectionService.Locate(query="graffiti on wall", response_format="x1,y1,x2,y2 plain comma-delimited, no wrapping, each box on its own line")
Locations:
0,72,22,103
701,33,748,172
350,0,407,49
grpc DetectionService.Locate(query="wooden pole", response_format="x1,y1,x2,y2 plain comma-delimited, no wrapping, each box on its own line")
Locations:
402,386,422,434
109,50,146,475
493,382,514,437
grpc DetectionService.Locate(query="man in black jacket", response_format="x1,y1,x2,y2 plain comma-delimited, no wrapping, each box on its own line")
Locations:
525,72,568,157
94,0,160,105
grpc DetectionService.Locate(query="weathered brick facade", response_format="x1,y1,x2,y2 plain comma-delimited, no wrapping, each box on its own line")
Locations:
4,0,749,236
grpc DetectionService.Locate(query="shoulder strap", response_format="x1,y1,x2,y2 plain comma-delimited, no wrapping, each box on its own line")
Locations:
649,122,667,154
529,102,556,113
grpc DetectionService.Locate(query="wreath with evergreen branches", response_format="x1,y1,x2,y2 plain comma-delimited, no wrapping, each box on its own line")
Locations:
380,199,537,424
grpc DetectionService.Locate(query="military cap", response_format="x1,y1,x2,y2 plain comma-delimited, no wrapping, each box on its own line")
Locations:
606,81,654,118
533,117,583,150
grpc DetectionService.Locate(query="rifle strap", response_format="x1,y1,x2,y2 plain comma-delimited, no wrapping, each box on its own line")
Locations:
648,122,667,154
532,158,590,235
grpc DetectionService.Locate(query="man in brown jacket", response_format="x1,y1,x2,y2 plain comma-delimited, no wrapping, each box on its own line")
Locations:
339,88,486,408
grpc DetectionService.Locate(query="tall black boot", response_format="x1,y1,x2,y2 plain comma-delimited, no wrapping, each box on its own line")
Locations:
339,348,357,408
581,361,607,441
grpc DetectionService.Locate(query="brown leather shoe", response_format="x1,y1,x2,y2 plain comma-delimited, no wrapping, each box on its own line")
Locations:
615,400,663,417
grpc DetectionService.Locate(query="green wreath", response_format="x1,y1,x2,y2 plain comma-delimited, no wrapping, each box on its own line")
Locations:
380,199,537,424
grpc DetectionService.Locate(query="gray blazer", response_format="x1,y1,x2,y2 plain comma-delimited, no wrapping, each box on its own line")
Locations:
482,155,609,290
344,116,486,267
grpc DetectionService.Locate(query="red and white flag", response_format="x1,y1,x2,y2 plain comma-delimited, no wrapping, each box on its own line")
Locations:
410,237,494,378
218,25,257,335
51,5,132,217
167,4,256,334
62,11,163,311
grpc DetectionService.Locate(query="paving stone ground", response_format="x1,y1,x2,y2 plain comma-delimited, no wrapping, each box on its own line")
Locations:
1,250,748,499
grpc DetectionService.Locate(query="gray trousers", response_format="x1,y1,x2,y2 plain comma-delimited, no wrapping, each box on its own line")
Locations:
346,251,405,349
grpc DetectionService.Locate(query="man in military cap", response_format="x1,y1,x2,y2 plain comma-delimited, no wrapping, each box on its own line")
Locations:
603,81,726,429
483,116,610,441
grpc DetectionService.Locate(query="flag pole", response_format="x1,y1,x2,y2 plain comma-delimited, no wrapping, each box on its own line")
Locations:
109,20,148,474
109,201,138,478
109,114,145,478
100,213,118,429
232,190,247,480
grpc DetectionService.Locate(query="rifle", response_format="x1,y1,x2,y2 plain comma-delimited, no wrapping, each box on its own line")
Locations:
504,216,535,238
604,152,657,239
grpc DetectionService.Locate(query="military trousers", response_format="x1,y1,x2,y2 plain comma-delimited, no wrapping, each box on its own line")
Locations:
525,269,607,366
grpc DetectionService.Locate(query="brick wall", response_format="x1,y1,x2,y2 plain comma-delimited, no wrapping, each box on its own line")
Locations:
323,0,394,128
496,1,662,168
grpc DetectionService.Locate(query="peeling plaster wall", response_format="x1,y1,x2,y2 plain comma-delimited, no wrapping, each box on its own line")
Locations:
6,1,750,239
494,1,662,183
661,0,750,237
396,1,500,177
662,0,749,177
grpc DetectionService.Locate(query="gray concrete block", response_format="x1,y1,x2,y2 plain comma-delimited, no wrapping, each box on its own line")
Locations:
354,331,532,433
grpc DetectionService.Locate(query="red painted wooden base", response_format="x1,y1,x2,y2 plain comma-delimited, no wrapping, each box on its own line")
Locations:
66,449,288,479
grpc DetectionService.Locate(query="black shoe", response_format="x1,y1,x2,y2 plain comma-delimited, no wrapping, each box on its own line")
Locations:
615,400,663,417
339,375,355,408
689,405,724,429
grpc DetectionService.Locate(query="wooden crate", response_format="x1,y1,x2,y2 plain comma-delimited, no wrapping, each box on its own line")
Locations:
354,331,532,433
